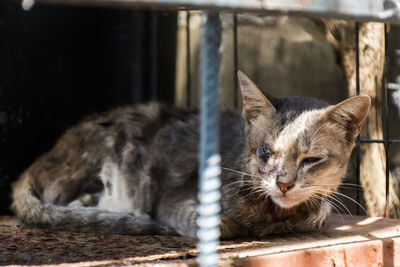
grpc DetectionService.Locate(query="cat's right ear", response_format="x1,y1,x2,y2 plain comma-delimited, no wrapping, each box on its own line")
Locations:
324,95,371,140
238,71,276,124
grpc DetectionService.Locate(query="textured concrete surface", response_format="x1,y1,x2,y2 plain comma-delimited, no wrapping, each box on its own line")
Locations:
1,214,400,266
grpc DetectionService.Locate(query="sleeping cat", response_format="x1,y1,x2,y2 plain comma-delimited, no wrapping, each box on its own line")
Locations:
11,71,370,239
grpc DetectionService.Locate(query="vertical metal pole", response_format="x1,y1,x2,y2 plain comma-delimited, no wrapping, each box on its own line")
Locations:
150,12,159,100
197,12,221,267
384,23,390,218
132,11,145,103
355,22,361,215
21,0,35,10
186,10,192,107
355,23,361,96
233,13,239,109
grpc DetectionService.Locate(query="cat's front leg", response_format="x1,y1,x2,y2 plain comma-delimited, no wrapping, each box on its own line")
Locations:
156,189,247,239
156,191,198,237
219,214,249,239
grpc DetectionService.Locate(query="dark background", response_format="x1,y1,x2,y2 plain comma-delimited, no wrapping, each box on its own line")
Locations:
0,3,177,214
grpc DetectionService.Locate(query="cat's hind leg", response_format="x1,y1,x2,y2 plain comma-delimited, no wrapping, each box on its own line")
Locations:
97,158,140,214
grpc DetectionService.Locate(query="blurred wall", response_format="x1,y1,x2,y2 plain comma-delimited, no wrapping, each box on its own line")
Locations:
175,13,347,109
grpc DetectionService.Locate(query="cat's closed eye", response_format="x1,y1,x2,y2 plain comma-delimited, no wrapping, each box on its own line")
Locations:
301,157,322,165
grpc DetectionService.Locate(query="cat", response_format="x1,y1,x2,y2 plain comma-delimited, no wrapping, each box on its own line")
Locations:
11,71,370,239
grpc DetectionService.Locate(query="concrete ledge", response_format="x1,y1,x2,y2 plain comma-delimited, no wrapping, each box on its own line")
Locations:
1,214,400,266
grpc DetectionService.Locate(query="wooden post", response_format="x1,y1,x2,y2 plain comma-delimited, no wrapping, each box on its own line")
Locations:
327,21,400,217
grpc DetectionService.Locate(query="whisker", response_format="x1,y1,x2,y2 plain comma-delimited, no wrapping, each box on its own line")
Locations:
222,179,254,188
312,183,362,188
223,184,267,201
221,167,260,179
313,188,367,214
340,183,362,187
325,200,345,223
326,195,353,217
236,157,252,162
338,187,363,191
308,194,345,223
306,197,319,211
244,188,267,198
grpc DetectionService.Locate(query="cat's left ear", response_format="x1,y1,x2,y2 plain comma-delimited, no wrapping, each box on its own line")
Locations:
323,95,371,139
238,71,276,124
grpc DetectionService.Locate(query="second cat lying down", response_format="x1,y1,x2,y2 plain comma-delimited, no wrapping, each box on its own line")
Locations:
11,71,370,239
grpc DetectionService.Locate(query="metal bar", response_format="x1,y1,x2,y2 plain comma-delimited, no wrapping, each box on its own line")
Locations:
387,82,400,90
355,23,360,97
150,12,159,100
186,10,191,107
18,0,400,25
197,12,221,267
233,13,238,109
384,23,391,218
131,11,146,103
355,22,361,215
359,139,400,144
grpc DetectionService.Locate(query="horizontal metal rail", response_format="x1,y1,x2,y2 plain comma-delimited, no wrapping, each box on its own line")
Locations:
359,139,400,144
17,0,400,25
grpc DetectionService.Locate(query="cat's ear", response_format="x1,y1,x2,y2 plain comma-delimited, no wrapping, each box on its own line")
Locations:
238,71,276,124
324,95,371,139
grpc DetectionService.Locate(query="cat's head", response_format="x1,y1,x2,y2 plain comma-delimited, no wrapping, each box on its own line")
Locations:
238,71,370,209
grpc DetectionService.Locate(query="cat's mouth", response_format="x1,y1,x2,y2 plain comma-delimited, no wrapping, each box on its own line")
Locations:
271,193,304,209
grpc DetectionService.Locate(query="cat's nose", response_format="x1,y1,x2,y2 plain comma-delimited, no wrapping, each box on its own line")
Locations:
276,181,294,193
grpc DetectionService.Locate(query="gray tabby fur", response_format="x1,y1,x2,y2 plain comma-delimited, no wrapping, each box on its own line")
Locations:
11,71,371,239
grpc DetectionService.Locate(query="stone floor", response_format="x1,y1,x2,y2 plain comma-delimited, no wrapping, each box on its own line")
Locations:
1,214,400,266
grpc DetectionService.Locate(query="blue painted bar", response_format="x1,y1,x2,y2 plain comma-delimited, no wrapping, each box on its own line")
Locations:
197,12,221,267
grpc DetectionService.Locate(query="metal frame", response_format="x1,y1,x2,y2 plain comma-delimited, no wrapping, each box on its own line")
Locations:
16,0,400,265
18,0,400,24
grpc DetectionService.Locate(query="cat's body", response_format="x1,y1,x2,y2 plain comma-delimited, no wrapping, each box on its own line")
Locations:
11,72,371,239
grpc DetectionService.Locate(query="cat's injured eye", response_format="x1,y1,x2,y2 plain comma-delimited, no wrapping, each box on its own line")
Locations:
257,142,273,162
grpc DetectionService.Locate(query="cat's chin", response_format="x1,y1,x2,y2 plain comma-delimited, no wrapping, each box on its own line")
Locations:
271,195,303,209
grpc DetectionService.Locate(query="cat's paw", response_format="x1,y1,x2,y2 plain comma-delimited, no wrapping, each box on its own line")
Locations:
156,224,178,236
220,215,249,240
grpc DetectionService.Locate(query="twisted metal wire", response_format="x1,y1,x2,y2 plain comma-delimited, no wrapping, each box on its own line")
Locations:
197,12,222,267
22,0,35,10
